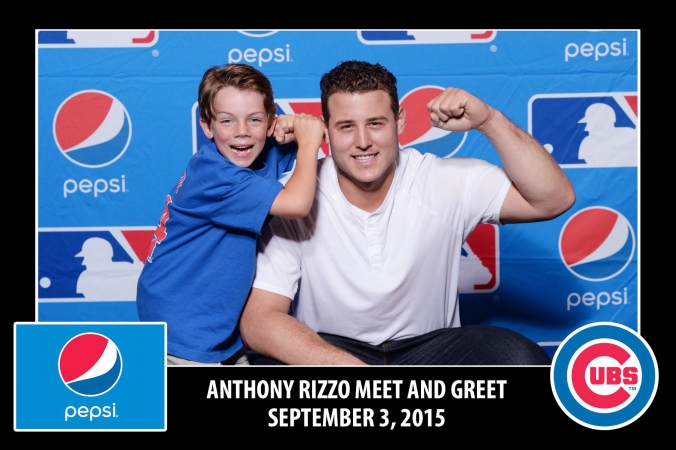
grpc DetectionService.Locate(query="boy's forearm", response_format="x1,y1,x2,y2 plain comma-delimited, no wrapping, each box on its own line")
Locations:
269,145,317,218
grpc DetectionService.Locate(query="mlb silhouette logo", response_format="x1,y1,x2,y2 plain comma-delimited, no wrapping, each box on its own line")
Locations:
528,93,638,168
357,30,496,45
38,30,158,48
14,322,166,431
459,224,499,293
38,228,155,302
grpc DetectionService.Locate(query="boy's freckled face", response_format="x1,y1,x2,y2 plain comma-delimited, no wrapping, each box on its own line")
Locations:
200,87,274,168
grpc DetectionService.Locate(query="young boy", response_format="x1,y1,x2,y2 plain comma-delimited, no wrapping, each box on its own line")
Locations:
136,63,325,365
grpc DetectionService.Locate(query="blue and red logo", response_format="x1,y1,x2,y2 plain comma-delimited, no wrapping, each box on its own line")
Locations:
38,30,158,48
559,207,635,281
529,93,637,168
460,224,499,293
38,227,154,303
398,86,467,158
53,90,132,168
58,333,123,397
358,30,496,45
551,322,658,430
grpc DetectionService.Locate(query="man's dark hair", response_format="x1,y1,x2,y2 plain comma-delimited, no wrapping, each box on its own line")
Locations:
319,60,399,124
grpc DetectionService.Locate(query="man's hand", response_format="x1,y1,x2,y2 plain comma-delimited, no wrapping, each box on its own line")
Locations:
426,88,575,224
426,87,493,132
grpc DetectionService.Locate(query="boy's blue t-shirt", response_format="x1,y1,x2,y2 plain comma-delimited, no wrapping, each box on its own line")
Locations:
136,138,297,363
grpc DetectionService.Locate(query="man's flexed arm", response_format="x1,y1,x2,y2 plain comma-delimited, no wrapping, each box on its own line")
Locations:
426,87,575,224
240,288,367,365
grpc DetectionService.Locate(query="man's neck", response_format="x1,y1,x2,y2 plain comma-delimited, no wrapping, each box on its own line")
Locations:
337,161,397,214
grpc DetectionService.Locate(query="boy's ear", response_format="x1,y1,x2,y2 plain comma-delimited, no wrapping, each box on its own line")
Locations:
266,116,277,137
199,119,214,139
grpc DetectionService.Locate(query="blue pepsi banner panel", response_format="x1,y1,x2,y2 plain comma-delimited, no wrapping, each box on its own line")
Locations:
14,322,166,431
37,29,639,356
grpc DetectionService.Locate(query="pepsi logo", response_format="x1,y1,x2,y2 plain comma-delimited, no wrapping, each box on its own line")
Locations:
58,333,123,397
237,30,279,37
559,206,635,281
398,86,467,157
53,90,132,168
551,322,658,430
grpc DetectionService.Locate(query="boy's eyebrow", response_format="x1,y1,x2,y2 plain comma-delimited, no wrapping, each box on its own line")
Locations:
213,109,267,116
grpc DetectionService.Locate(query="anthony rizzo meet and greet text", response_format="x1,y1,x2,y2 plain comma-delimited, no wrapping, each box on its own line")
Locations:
206,378,506,429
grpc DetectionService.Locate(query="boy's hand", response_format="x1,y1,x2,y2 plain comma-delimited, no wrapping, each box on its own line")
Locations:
292,113,326,152
273,114,297,144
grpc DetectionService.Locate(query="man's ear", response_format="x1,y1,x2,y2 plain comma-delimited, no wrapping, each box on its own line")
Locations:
396,107,406,135
266,116,277,137
200,119,214,139
323,118,330,145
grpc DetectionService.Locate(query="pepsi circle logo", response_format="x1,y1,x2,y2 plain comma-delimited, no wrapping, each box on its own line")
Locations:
53,90,132,168
237,30,279,37
551,323,658,430
58,332,123,396
398,86,467,157
559,206,635,281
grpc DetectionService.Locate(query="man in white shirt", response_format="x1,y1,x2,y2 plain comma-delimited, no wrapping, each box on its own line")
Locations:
240,61,576,365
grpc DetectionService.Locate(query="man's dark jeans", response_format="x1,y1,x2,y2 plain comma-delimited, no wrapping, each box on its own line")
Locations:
250,325,551,365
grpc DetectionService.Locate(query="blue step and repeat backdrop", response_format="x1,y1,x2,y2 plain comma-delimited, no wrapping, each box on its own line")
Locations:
36,30,639,357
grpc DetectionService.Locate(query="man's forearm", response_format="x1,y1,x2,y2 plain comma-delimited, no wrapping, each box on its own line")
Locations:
240,290,367,365
479,108,575,218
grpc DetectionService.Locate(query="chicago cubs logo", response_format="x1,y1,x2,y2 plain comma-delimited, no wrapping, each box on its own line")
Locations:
559,207,635,281
53,90,132,168
551,322,658,430
58,333,123,396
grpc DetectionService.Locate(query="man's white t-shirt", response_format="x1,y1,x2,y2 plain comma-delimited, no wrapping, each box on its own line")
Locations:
253,148,511,346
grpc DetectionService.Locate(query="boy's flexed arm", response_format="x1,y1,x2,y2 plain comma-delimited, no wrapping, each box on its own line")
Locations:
269,114,325,219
